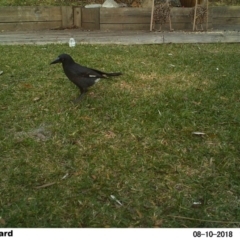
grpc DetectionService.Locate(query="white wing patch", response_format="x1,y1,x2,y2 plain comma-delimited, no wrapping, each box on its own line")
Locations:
89,74,97,77
95,78,101,83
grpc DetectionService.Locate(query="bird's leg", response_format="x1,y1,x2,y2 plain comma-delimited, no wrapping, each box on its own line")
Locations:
72,89,87,104
73,92,85,103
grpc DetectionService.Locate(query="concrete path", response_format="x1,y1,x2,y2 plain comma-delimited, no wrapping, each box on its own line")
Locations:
0,29,240,45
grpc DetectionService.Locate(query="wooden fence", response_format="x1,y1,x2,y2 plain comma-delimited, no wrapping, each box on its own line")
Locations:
0,6,239,32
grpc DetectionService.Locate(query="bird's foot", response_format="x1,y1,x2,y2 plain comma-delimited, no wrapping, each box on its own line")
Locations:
72,98,83,104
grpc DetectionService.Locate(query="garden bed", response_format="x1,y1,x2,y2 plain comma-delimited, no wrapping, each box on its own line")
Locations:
0,6,239,31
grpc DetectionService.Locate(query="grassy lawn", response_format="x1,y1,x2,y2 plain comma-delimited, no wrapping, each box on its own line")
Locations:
0,43,240,228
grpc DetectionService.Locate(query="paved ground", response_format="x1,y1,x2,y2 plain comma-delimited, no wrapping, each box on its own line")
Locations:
0,29,240,45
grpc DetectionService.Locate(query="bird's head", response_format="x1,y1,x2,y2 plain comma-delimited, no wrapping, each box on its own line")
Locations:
50,54,74,65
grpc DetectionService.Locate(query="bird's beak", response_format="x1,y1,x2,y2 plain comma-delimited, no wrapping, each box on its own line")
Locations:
50,57,61,65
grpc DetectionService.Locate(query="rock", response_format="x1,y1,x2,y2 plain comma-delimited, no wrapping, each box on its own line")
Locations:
85,4,102,8
102,0,119,8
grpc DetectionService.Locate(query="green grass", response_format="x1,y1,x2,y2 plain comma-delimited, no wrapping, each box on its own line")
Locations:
0,43,240,228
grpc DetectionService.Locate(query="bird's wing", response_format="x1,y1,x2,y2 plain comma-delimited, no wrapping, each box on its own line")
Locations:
67,63,106,78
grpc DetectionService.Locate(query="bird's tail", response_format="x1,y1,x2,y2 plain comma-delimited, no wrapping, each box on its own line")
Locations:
104,72,122,77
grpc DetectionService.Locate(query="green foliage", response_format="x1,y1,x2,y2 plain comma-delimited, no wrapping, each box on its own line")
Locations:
0,43,240,227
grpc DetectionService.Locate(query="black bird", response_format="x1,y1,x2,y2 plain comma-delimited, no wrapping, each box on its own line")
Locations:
50,53,122,102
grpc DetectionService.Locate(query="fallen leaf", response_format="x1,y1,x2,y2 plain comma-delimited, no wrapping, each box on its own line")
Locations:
104,131,116,139
192,201,203,208
154,219,163,227
33,97,41,102
73,171,82,176
22,83,32,88
110,195,123,206
79,116,91,120
192,101,201,105
192,132,205,135
0,217,6,225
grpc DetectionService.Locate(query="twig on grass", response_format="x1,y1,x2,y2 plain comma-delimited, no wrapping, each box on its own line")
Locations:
34,182,56,189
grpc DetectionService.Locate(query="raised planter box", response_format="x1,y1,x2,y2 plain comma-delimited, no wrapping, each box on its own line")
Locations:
81,6,240,31
0,6,73,31
0,6,239,32
212,6,240,30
